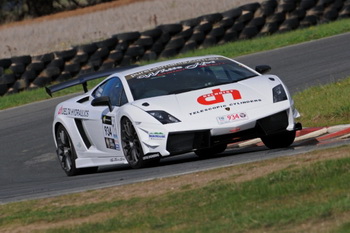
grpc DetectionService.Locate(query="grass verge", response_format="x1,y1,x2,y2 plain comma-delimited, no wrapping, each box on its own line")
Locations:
1,18,350,111
1,145,350,232
293,76,350,127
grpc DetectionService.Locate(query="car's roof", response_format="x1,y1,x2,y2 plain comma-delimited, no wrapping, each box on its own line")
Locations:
116,54,227,78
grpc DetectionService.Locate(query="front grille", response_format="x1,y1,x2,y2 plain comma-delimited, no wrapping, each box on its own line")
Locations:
166,130,210,155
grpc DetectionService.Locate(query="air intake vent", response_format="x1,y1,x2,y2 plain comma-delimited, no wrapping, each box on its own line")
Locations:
77,96,89,103
74,119,91,148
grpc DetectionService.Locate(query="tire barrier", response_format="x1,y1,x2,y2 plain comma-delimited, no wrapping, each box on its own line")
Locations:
1,0,350,96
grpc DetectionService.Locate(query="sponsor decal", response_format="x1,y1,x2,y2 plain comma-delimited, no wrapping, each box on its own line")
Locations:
197,88,242,105
188,99,261,116
102,115,113,125
110,157,126,162
217,112,248,125
126,57,220,80
58,106,89,118
102,115,120,150
105,137,120,150
149,132,166,140
143,154,160,160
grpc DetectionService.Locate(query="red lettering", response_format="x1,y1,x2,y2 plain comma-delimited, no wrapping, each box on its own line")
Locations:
197,88,242,105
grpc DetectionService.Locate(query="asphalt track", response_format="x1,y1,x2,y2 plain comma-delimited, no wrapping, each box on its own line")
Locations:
1,32,350,204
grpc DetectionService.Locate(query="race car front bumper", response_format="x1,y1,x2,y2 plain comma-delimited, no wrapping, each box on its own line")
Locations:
165,110,302,155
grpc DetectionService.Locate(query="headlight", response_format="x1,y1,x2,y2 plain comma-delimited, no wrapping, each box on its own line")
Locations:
147,111,181,124
272,84,287,103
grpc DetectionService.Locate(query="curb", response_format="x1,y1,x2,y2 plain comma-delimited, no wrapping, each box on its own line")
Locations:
230,124,350,148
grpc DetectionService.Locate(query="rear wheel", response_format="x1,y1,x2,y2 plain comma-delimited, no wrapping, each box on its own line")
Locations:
55,125,80,176
56,125,98,176
261,130,296,149
195,144,227,158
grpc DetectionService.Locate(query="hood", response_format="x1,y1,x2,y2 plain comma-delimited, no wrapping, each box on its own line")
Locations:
131,75,283,126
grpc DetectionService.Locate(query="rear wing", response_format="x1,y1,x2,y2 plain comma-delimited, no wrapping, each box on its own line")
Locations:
45,65,138,97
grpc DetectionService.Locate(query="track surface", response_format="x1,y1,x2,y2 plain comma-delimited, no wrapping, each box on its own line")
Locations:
1,32,350,203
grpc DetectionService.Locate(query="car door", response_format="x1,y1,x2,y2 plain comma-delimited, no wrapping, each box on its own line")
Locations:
85,77,128,156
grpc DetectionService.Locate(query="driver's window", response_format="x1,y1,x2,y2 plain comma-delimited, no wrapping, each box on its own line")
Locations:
93,77,128,106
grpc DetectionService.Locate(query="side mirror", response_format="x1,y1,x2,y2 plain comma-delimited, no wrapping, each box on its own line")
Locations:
255,65,271,74
91,96,113,112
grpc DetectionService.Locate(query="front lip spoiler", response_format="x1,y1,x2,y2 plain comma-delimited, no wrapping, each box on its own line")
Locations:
294,122,303,131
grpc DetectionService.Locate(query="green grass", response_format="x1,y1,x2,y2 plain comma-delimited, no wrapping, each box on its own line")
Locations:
1,18,350,111
1,145,350,232
294,76,350,127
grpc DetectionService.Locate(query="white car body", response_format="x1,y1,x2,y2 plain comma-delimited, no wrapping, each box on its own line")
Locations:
48,55,301,176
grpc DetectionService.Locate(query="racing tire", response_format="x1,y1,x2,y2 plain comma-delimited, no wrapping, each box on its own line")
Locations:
157,24,183,35
222,8,242,20
1,73,16,84
300,0,317,10
55,125,80,176
10,63,25,75
177,28,193,40
32,53,54,64
47,58,64,69
114,31,141,42
198,13,223,23
22,70,37,82
300,15,318,27
121,117,159,168
217,18,235,29
76,43,98,55
142,51,158,61
54,49,77,61
0,58,12,69
26,61,45,74
261,130,296,149
195,22,213,34
237,12,254,24
195,144,227,158
180,18,201,27
240,2,261,12
135,36,154,47
56,72,72,82
0,84,8,96
96,38,118,49
141,28,163,39
11,55,32,65
239,26,259,39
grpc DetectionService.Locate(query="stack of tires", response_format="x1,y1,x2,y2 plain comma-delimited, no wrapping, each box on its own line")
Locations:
0,0,349,96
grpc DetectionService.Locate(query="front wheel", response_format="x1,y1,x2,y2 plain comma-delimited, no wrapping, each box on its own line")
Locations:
121,117,159,168
261,130,296,149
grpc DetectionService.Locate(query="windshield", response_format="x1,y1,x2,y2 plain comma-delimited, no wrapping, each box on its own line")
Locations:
126,57,257,100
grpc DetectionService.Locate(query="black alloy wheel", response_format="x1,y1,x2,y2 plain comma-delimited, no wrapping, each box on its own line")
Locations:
121,117,147,168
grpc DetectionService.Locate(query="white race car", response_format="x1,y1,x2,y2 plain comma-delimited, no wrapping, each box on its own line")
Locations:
46,55,301,176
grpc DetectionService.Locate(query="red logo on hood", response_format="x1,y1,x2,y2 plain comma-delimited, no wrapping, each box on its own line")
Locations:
197,88,242,105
